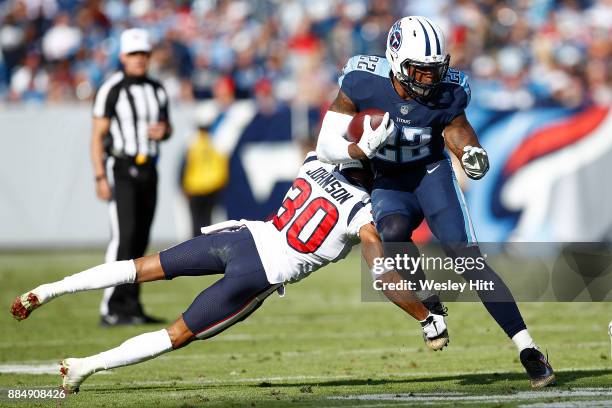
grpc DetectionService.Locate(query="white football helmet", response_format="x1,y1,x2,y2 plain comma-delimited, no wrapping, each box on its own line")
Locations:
385,16,450,98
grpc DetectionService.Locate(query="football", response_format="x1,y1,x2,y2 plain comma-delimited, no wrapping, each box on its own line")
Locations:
346,108,386,143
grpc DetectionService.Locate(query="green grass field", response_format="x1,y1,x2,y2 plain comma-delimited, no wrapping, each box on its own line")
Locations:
0,250,611,407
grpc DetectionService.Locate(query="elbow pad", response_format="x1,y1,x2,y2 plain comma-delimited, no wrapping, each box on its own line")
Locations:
315,111,354,163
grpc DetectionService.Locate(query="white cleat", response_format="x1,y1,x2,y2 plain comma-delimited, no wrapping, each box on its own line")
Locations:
10,292,42,321
421,313,449,351
59,358,94,394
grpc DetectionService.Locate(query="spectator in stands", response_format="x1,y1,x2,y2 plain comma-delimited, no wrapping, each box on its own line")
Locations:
0,0,609,110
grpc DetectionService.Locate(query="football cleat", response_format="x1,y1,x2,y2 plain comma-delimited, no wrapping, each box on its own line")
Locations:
520,347,556,388
420,313,449,351
60,358,94,394
10,292,41,321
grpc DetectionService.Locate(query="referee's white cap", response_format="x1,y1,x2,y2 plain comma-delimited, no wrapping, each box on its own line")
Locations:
120,28,152,54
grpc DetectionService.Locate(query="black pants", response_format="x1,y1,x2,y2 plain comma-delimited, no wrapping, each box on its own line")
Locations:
101,157,157,317
188,192,220,237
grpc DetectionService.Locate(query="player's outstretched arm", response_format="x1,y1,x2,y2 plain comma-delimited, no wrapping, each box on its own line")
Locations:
444,113,490,179
359,223,449,350
316,90,369,162
358,223,428,322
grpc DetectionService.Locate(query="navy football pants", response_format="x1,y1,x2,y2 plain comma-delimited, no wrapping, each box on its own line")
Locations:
160,228,280,339
372,155,526,338
372,155,476,246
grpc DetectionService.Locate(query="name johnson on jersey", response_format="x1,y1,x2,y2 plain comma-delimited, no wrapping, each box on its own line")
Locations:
305,167,354,204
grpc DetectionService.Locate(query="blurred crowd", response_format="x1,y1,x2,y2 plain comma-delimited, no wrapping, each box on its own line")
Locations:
0,0,610,109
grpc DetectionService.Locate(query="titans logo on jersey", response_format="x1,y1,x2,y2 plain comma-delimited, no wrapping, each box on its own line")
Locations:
339,55,471,171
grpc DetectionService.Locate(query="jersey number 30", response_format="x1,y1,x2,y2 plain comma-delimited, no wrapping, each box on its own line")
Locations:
272,178,339,253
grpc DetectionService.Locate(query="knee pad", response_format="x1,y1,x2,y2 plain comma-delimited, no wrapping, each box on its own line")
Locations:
377,214,415,242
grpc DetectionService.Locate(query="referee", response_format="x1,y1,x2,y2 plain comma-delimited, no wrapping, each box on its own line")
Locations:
91,28,171,326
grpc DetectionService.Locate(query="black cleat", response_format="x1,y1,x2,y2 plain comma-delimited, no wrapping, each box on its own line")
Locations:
134,313,166,324
520,348,556,388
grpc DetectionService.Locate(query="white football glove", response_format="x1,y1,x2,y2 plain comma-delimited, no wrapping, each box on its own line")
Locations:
420,313,449,351
461,145,489,180
357,112,395,158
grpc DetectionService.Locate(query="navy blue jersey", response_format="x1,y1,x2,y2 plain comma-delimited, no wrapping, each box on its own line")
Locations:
339,55,471,172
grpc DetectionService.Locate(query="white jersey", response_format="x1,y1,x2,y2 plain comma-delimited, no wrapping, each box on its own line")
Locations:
244,153,373,284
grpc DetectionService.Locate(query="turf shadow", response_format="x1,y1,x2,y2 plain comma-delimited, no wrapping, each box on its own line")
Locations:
264,369,611,388
84,369,611,394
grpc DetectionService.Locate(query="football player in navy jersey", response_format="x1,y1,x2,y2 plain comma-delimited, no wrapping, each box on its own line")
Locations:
316,16,555,388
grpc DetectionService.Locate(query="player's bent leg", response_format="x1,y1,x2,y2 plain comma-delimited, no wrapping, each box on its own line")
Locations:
424,186,534,346
457,247,555,387
420,158,555,387
10,260,140,321
182,276,280,341
60,320,180,393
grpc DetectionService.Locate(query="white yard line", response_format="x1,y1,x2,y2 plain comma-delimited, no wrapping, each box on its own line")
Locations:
1,359,609,382
519,400,612,408
0,363,112,375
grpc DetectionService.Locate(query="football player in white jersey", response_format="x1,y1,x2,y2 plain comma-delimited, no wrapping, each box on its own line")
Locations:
10,153,447,393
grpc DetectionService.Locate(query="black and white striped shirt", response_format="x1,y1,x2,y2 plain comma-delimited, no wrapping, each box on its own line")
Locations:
93,72,170,158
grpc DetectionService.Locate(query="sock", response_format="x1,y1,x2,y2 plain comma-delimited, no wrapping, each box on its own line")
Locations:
94,329,173,371
32,260,137,303
512,329,537,352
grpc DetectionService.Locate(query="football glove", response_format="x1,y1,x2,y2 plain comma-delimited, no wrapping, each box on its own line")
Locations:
461,145,489,180
420,313,449,351
357,112,395,159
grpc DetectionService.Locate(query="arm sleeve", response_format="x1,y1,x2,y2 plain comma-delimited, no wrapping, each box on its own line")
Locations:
346,201,374,239
315,110,354,164
316,56,362,164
